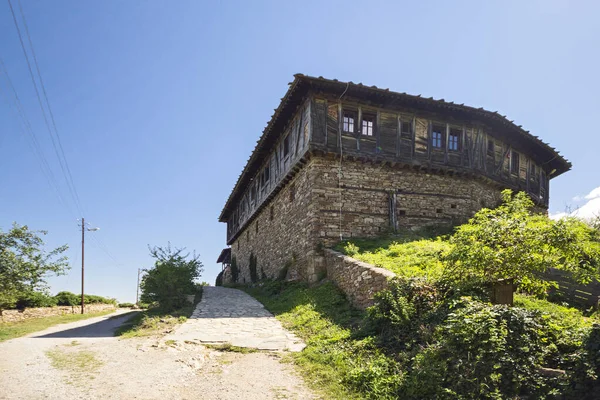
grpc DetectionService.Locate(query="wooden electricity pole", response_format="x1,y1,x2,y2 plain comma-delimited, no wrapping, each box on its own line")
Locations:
81,217,85,314
136,268,141,306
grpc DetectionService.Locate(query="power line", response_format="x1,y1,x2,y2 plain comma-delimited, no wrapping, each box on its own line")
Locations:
7,0,84,217
0,57,77,219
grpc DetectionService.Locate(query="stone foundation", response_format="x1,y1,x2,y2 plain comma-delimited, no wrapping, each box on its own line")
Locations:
323,249,395,309
0,304,116,323
228,154,516,286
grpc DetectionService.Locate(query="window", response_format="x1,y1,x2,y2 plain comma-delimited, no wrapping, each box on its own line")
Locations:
511,150,520,174
401,120,412,138
436,208,443,214
487,139,495,155
530,163,537,179
343,111,355,133
362,115,374,136
283,135,290,157
449,128,461,151
451,204,457,209
261,166,270,186
255,221,259,233
250,185,256,203
269,206,274,221
432,124,445,149
398,210,406,216
289,184,295,202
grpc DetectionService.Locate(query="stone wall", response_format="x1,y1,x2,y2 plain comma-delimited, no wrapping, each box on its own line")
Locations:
323,249,395,309
229,159,319,284
227,154,509,285
0,304,116,323
310,157,504,247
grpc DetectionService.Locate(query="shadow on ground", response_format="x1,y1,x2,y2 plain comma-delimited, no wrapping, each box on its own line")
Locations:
34,311,139,339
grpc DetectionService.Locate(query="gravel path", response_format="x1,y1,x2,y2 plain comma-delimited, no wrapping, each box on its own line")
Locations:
0,296,315,400
166,286,305,351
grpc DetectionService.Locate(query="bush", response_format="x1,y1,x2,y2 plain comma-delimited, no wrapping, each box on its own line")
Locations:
568,324,600,397
230,256,239,283
53,291,116,306
15,292,57,309
140,244,203,312
215,270,224,286
118,302,135,308
54,291,79,306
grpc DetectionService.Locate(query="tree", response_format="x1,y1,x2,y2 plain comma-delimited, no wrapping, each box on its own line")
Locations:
0,223,69,313
445,190,600,295
140,244,203,311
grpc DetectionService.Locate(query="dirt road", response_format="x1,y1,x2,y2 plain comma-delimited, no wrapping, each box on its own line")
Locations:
0,308,314,400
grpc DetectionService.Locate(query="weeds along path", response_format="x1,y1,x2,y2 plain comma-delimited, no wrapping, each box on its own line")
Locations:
0,293,315,400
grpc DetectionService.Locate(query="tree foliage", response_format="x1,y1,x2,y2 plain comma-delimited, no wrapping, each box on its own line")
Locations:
140,244,203,311
445,190,600,292
0,223,69,312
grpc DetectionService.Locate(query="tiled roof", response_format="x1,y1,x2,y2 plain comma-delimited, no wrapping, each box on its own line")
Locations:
219,74,571,221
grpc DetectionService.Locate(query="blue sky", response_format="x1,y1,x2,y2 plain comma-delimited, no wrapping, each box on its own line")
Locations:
1,0,599,302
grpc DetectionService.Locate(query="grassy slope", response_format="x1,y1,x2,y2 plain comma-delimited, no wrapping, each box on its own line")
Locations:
336,233,451,280
246,282,397,400
0,310,115,342
114,305,193,338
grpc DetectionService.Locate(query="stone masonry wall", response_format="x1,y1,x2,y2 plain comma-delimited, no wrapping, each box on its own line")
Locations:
324,249,395,309
228,155,509,285
229,160,319,284
0,303,116,323
310,157,504,247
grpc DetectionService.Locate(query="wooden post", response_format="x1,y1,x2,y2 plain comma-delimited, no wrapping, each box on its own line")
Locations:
81,217,85,314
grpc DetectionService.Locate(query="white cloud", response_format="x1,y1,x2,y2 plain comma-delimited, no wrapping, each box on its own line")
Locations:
551,185,600,221
572,195,583,202
585,187,600,200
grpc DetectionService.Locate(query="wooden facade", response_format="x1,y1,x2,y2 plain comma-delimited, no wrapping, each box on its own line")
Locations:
220,75,571,245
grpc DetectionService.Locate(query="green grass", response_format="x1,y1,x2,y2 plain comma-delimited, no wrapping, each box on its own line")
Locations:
514,293,595,331
204,343,260,353
338,236,451,280
246,281,399,400
46,348,103,373
0,310,115,342
114,305,193,338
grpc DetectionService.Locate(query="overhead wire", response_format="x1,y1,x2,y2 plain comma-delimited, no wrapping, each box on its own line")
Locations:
0,57,77,219
7,0,85,217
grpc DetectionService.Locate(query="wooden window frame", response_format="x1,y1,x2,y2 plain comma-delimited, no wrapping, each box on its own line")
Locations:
342,110,356,134
487,138,495,156
431,124,445,149
361,114,375,137
283,135,290,158
400,119,412,138
448,127,461,152
511,150,520,175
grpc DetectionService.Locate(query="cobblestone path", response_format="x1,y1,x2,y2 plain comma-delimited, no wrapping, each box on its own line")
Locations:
166,286,305,352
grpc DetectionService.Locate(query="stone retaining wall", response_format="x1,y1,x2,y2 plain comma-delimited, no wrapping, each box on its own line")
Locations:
324,248,395,309
0,303,116,323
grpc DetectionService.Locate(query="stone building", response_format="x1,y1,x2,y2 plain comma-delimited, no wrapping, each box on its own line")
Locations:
218,74,570,283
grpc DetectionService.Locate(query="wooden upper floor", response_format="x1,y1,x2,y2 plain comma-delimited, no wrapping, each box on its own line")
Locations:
220,75,571,243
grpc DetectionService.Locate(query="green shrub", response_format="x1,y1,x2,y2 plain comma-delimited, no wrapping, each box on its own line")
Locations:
568,324,600,397
15,292,57,309
215,270,224,286
118,302,135,308
54,291,79,306
140,244,203,312
401,299,551,399
230,256,239,283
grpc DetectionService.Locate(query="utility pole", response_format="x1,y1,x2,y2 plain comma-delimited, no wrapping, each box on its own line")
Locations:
136,268,141,306
81,217,85,314
80,218,99,315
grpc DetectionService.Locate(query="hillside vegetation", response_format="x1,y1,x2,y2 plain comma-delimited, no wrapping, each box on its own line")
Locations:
248,190,600,399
